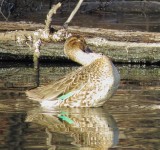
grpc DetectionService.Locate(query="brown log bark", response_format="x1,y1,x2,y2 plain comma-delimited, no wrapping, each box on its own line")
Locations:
0,22,159,64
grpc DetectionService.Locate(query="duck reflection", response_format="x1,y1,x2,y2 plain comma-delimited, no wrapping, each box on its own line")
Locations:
26,108,118,150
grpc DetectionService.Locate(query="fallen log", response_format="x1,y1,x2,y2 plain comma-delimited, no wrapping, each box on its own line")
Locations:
0,22,160,64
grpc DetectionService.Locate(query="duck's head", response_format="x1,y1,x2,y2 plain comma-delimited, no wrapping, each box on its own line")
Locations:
64,35,103,66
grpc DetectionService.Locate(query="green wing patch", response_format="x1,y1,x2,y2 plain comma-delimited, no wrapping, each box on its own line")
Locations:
58,91,75,101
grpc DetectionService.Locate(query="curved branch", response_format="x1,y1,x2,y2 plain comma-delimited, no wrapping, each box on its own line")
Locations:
64,0,84,28
45,2,62,33
0,0,8,21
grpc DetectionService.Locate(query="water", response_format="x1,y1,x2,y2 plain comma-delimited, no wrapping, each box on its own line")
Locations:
0,62,159,150
1,10,159,32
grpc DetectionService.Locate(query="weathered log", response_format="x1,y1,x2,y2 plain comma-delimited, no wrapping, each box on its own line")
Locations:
0,22,160,64
0,22,160,42
0,21,44,31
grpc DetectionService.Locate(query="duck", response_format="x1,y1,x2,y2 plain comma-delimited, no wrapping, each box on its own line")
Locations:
26,35,120,107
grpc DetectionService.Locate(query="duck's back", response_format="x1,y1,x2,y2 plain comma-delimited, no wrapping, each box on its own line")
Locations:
60,56,120,107
85,56,119,106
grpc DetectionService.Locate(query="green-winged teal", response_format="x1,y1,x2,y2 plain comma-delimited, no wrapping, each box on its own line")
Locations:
26,35,120,107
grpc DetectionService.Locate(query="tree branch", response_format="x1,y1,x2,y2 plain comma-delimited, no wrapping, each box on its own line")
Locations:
0,0,8,21
45,2,62,33
64,0,84,28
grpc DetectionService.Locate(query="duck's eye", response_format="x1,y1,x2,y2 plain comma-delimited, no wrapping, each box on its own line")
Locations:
84,47,93,53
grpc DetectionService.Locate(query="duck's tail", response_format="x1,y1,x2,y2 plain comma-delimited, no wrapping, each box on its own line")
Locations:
25,84,63,102
40,99,61,108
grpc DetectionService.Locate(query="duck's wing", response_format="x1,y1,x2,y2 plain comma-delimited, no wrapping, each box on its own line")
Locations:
26,67,88,101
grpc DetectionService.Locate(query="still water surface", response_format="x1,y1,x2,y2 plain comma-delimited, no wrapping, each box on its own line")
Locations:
0,62,159,150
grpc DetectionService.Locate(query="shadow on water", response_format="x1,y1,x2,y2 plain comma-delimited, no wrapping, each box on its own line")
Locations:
0,62,159,149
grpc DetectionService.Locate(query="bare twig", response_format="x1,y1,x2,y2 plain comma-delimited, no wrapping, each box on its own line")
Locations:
33,39,41,70
43,2,71,42
0,0,14,21
64,0,84,28
45,2,62,33
0,0,8,21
